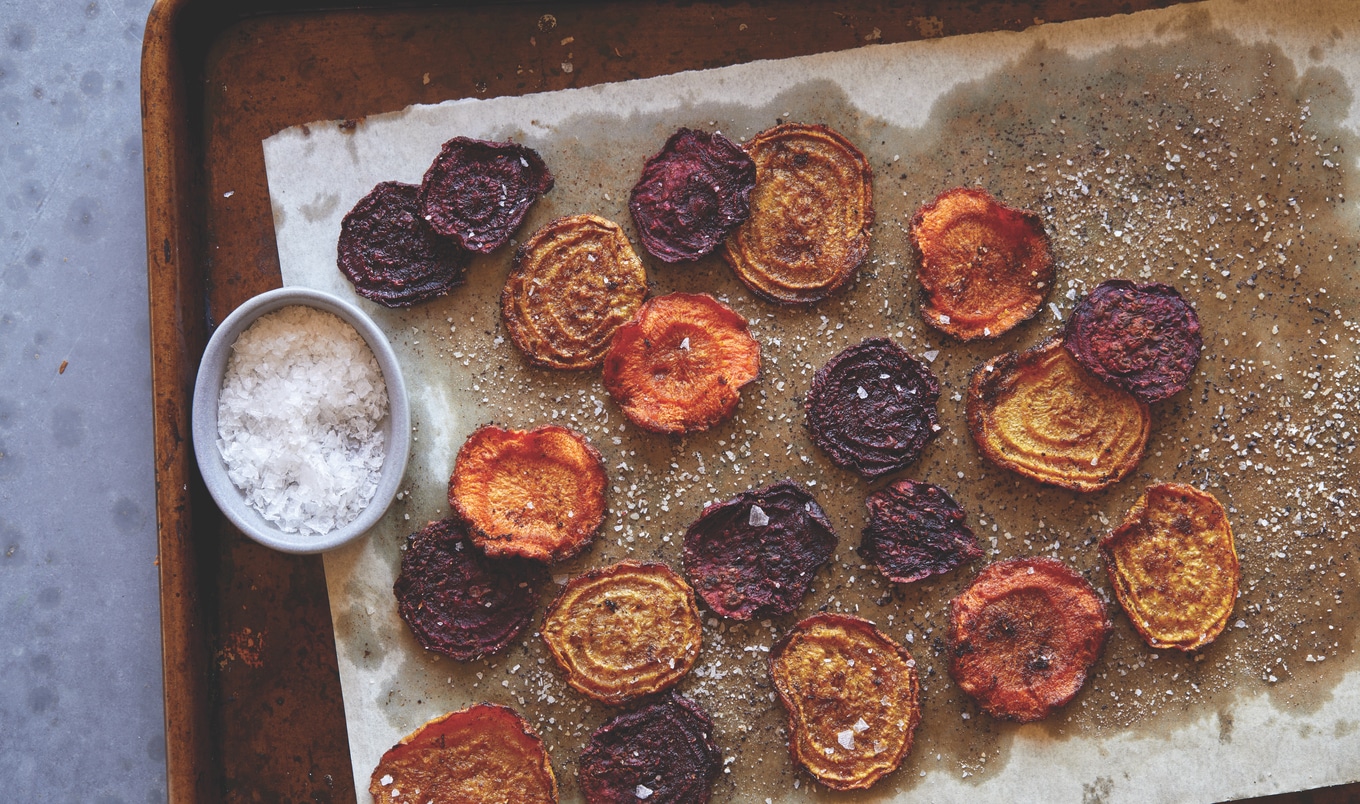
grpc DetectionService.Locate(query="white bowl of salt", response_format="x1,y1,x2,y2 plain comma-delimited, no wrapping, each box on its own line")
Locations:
192,287,411,554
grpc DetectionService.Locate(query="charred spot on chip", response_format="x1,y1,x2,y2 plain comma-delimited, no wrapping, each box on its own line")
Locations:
369,703,557,804
1065,279,1203,403
394,518,548,661
966,337,1150,492
1102,483,1239,651
418,137,554,253
770,613,920,790
682,479,836,621
722,123,874,304
911,187,1054,340
541,560,702,704
502,214,648,370
629,128,756,263
448,424,607,563
805,338,941,478
601,292,760,434
862,479,982,584
577,693,721,804
337,181,471,308
948,557,1111,723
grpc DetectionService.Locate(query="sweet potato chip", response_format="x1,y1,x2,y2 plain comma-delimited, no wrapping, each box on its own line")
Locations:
683,480,837,621
1065,279,1204,403
629,127,756,263
948,558,1111,723
722,123,873,304
770,613,921,791
911,187,1054,340
418,137,554,253
967,337,1150,492
369,703,557,804
394,518,548,661
862,479,982,584
1102,483,1239,651
805,338,941,478
337,181,470,308
577,693,722,804
502,214,648,370
449,424,607,563
601,292,760,434
541,561,702,704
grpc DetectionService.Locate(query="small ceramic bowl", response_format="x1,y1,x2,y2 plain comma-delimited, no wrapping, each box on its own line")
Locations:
191,287,411,554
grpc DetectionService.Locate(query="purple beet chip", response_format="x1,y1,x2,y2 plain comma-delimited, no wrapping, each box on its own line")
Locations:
628,128,756,263
418,137,554,253
862,479,982,584
337,181,470,308
577,693,722,804
682,480,837,621
1064,279,1203,403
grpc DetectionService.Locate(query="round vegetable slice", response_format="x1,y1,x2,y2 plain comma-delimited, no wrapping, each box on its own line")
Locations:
805,338,941,478
1101,483,1239,651
911,187,1054,340
394,518,548,661
418,137,554,253
1065,279,1203,403
502,214,648,370
449,424,607,563
682,479,836,621
862,479,982,583
577,693,721,804
629,127,756,263
337,181,470,308
770,613,921,791
602,292,760,434
722,123,874,304
369,703,557,804
541,561,702,704
948,558,1111,723
966,337,1150,492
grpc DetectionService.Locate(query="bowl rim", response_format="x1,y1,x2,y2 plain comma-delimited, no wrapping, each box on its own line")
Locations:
191,286,411,554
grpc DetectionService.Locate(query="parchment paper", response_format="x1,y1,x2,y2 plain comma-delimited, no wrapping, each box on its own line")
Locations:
263,1,1360,800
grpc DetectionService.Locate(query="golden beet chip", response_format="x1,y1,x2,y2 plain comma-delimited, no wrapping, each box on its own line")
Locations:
542,561,702,705
449,424,606,563
723,123,874,304
770,613,921,791
369,703,557,804
1102,483,1239,651
602,292,760,433
967,338,1149,492
911,187,1054,340
502,214,648,370
948,558,1110,723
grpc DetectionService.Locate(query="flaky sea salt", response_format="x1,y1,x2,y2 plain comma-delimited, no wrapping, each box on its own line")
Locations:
216,305,388,536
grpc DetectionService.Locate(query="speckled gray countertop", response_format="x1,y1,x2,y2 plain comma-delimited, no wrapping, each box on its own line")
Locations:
0,0,166,800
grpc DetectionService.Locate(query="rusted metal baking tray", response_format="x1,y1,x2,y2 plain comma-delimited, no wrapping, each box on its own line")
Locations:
142,0,1360,800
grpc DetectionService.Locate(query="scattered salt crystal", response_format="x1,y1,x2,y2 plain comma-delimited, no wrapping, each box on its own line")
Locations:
939,314,951,324
857,386,868,399
749,505,769,527
635,784,653,799
923,350,939,362
680,337,690,350
853,717,869,733
838,729,855,749
380,775,394,786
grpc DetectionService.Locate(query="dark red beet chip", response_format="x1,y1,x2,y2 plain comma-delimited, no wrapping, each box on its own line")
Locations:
1064,279,1202,403
862,479,983,584
805,338,941,479
418,137,554,253
394,518,548,661
578,693,721,804
628,128,756,263
337,181,471,308
682,480,837,621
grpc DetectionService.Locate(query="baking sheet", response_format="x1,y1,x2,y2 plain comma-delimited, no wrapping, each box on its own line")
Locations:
262,0,1360,800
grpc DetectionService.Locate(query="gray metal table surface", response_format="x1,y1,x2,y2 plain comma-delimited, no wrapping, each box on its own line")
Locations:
0,0,165,800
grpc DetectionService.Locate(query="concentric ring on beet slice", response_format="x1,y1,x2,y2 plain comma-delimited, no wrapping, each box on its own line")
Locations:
418,137,554,253
628,127,756,263
862,479,982,583
1064,279,1203,403
682,479,837,621
393,518,548,661
805,337,941,479
577,693,721,804
337,181,470,308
